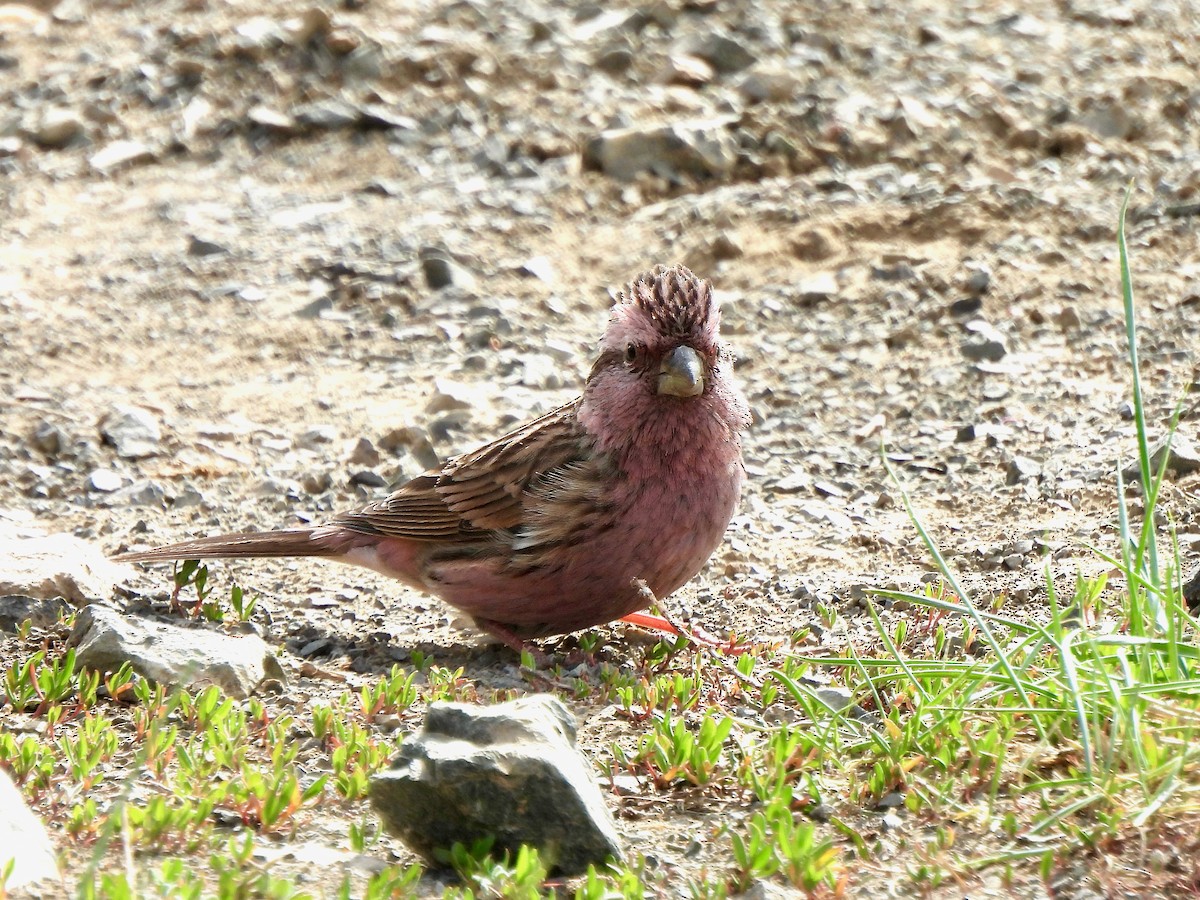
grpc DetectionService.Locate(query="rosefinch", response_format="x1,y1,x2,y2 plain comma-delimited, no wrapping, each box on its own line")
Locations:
115,265,749,648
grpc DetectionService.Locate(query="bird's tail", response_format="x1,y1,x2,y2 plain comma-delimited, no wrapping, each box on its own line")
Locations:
113,529,344,564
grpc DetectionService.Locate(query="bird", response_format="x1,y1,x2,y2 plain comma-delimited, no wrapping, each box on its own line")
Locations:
114,264,750,650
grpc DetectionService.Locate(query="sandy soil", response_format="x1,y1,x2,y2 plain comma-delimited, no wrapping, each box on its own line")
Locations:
2,0,1200,895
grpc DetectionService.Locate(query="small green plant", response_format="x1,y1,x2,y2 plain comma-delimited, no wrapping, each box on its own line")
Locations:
729,795,840,892
440,840,550,900
4,648,79,716
622,710,734,788
360,665,419,720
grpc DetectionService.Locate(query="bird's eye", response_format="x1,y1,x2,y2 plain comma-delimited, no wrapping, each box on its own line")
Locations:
624,343,638,364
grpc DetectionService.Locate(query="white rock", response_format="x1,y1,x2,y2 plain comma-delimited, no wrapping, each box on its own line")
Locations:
100,404,162,459
0,771,60,890
0,531,134,604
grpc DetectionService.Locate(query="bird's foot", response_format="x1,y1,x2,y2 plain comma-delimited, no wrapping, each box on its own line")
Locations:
623,580,747,653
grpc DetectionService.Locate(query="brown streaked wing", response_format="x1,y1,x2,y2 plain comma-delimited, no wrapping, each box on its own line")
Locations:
329,400,589,541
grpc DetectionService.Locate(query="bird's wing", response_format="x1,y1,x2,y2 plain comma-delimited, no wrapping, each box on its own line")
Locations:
330,400,593,540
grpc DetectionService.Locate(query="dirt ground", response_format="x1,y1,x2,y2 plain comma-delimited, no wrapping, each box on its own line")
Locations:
2,0,1200,895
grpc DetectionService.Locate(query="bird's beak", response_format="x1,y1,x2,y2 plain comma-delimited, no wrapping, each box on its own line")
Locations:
657,345,705,397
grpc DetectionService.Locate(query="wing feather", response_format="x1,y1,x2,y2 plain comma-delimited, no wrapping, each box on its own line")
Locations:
330,400,592,541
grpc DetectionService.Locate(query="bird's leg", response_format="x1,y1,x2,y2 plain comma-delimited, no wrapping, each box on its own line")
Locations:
622,579,731,649
473,617,551,667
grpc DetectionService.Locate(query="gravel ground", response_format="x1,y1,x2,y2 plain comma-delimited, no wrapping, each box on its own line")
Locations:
2,0,1199,894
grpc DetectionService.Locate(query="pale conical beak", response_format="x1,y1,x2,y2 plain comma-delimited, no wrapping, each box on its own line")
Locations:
657,345,705,397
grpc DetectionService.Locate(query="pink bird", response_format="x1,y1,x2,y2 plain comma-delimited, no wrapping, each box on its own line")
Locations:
115,265,750,650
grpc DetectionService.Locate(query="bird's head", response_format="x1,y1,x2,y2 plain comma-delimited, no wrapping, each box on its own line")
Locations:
592,264,727,400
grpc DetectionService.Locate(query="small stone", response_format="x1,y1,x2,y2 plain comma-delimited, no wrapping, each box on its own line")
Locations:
659,53,714,87
90,140,156,173
30,420,66,456
88,469,124,492
349,470,387,488
325,28,359,54
737,66,800,103
1006,455,1041,485
283,6,330,44
114,480,167,507
876,791,905,810
518,255,556,283
790,228,839,261
100,404,162,459
583,117,738,182
594,47,634,74
814,686,853,711
420,248,476,291
708,232,743,261
949,296,983,316
32,107,85,148
961,323,1007,362
683,31,756,73
1122,434,1200,481
965,265,992,295
247,105,298,132
0,594,72,632
187,235,229,257
348,437,381,467
379,426,440,470
232,16,288,55
293,99,361,131
1057,306,1082,330
301,470,333,494
425,379,480,414
296,424,338,449
796,272,839,303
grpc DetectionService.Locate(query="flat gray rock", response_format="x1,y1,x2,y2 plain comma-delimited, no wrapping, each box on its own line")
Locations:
370,695,623,875
68,604,284,699
584,117,738,183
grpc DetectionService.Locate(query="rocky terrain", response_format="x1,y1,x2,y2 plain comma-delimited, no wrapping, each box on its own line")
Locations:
2,0,1200,895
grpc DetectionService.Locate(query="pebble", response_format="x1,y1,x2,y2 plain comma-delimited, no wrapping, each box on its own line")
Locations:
795,272,839,303
294,99,361,131
659,54,714,87
965,265,992,295
31,107,84,148
187,235,230,257
296,425,338,449
420,248,476,291
737,66,800,103
100,404,161,459
349,470,387,488
348,437,381,467
89,140,156,173
29,421,66,456
960,320,1007,361
1006,456,1041,485
583,117,739,182
683,31,756,73
301,470,333,494
87,469,123,492
518,255,556,283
